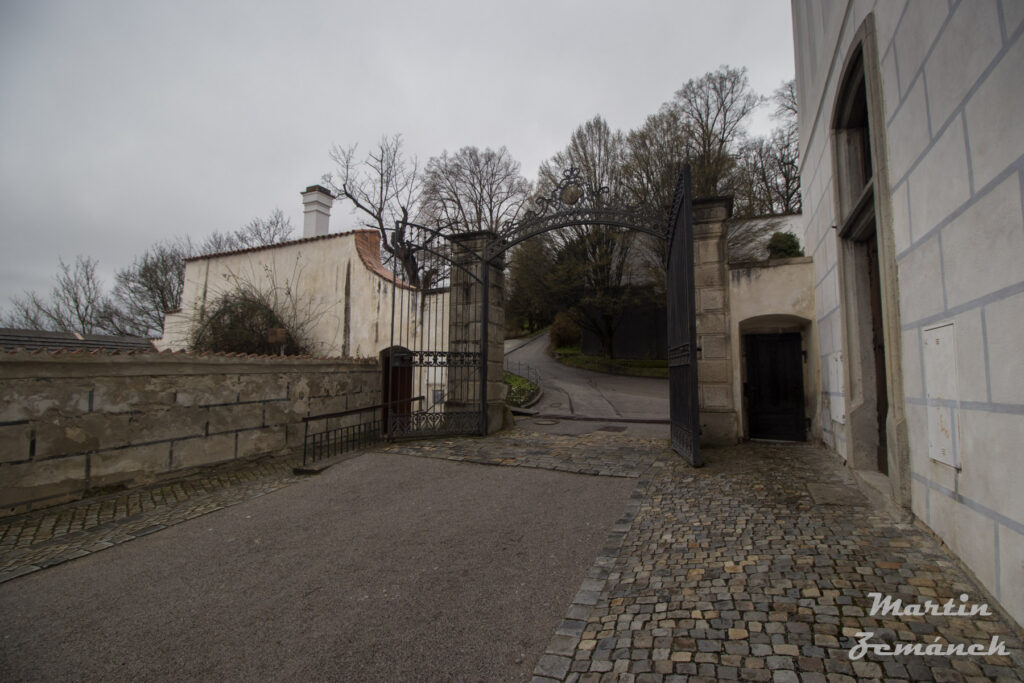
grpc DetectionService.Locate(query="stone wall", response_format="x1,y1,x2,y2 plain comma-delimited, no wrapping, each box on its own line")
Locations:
693,198,738,446
0,351,379,515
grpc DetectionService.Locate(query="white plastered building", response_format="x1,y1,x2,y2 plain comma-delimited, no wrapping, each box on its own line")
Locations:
792,0,1024,625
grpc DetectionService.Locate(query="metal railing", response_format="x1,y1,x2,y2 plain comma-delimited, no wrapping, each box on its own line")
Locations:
502,359,541,407
301,396,423,466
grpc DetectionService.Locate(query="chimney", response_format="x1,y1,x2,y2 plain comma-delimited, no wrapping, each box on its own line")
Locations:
301,185,333,237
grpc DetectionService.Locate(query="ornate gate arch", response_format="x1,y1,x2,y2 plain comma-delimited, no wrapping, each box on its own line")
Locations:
382,167,701,466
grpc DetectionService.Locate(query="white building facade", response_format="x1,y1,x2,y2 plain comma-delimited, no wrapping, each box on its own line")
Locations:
792,0,1024,625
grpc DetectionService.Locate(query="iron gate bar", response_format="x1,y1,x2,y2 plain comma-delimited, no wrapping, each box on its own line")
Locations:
480,251,489,435
392,220,485,285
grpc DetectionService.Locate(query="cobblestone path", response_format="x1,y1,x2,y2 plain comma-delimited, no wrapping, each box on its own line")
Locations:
522,440,1024,683
0,451,304,583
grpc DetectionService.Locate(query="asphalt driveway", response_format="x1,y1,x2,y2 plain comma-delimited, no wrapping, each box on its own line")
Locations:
0,452,634,682
505,331,669,439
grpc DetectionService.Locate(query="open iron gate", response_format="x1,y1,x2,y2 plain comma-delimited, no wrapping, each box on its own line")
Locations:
666,168,702,466
379,167,701,466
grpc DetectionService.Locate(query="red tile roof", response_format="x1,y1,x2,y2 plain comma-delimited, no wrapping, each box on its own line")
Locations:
352,230,415,290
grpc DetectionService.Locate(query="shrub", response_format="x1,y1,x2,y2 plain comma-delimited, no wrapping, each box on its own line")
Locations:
767,231,804,259
549,310,582,349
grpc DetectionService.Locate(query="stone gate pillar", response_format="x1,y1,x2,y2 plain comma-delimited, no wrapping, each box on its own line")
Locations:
447,231,506,434
693,198,738,445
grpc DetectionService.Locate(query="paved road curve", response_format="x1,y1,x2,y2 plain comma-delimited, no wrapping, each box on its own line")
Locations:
505,331,669,438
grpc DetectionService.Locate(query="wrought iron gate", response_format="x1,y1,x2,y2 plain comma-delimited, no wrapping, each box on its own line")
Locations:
382,221,487,439
666,168,702,466
379,166,701,466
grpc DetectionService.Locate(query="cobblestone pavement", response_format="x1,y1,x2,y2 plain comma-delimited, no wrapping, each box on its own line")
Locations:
0,451,305,583
520,440,1024,683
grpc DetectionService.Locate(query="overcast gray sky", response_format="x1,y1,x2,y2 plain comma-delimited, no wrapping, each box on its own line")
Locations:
0,0,794,311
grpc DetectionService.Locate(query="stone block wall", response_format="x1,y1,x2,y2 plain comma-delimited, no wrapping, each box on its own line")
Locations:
693,198,738,445
0,351,379,515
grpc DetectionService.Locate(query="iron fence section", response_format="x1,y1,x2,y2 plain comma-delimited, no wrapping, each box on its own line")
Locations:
503,358,541,407
302,403,386,466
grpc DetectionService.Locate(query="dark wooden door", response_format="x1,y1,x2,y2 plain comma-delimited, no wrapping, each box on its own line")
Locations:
746,333,806,441
380,346,413,437
866,233,889,474
666,167,701,466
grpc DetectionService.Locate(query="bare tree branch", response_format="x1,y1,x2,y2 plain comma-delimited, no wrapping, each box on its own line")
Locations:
421,146,531,236
3,256,116,334
669,65,762,197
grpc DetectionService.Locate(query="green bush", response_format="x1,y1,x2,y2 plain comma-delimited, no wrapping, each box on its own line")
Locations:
767,231,804,259
549,310,582,349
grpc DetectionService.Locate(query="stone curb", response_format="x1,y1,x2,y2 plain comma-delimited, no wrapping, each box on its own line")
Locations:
504,329,549,356
532,473,653,681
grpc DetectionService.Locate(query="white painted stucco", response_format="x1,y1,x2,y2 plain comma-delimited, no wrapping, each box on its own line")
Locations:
793,0,1024,625
729,257,818,441
158,230,448,362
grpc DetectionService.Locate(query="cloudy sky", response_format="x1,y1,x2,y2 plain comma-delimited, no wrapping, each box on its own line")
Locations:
0,0,795,311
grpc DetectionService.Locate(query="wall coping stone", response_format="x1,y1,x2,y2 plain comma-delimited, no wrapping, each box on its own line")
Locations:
728,256,815,271
0,351,378,380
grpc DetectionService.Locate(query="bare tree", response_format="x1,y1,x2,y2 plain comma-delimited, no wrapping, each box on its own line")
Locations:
4,208,295,337
232,208,294,248
669,65,762,197
102,238,192,337
538,115,628,207
623,107,689,214
620,108,692,284
198,208,294,254
3,256,115,334
734,129,801,217
322,134,425,284
773,78,798,121
102,210,295,337
421,146,531,236
734,79,801,217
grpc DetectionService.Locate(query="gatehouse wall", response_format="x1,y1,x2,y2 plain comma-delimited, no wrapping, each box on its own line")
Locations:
693,198,739,446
